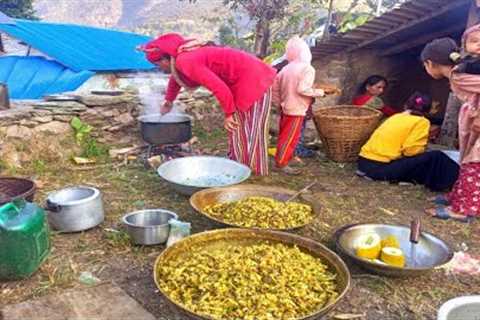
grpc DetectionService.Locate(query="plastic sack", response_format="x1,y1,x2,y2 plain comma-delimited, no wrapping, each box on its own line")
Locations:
166,219,191,247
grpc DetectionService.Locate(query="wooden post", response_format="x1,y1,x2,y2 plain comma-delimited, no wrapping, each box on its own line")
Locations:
322,0,335,41
467,0,480,28
438,93,461,148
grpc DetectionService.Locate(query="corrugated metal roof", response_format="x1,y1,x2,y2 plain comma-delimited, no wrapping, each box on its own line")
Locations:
0,19,154,72
313,0,472,58
0,56,93,99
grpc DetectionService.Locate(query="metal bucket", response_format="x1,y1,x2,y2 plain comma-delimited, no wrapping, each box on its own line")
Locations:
138,113,192,145
122,209,178,245
46,186,104,232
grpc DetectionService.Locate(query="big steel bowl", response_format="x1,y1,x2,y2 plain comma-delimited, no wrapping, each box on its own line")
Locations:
122,209,178,245
138,113,192,145
334,223,453,277
46,186,104,232
157,156,251,196
154,228,351,320
190,184,319,230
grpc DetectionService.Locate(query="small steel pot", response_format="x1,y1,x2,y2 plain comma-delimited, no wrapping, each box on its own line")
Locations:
138,113,192,145
46,186,104,232
122,209,178,245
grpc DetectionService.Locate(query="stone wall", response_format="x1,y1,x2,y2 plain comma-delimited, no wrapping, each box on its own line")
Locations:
312,48,451,111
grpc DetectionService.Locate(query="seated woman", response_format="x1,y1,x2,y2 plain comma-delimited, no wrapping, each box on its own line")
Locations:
352,75,398,116
357,92,459,191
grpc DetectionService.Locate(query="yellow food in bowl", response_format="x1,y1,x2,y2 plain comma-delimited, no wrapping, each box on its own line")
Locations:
355,233,382,259
380,247,406,267
381,235,400,249
203,196,314,229
157,241,338,320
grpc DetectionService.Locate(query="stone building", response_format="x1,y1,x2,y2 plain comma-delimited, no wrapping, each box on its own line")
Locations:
311,0,478,115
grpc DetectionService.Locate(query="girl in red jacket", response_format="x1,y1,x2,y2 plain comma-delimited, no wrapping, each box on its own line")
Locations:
141,33,276,175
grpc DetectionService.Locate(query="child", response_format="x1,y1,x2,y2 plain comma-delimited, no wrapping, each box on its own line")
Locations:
272,36,324,175
357,91,459,191
352,75,398,117
421,34,480,221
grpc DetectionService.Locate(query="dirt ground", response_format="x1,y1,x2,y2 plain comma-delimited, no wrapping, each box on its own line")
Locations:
1,113,478,320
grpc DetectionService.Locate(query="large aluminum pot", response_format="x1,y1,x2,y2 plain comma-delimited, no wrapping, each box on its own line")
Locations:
122,209,178,245
138,113,192,145
46,186,104,232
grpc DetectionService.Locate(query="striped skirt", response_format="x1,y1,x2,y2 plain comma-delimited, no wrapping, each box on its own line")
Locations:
275,114,305,167
229,88,272,176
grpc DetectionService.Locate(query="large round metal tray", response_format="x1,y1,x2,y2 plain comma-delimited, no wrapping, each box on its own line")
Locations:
154,228,351,320
189,184,318,230
333,223,453,277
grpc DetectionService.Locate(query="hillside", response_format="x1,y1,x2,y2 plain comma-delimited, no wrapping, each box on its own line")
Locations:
33,0,228,38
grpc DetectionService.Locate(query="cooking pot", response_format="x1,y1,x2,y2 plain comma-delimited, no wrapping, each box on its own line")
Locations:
46,186,104,232
122,209,178,245
138,113,192,145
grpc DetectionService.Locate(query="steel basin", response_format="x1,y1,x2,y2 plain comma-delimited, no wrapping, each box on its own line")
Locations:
122,209,178,245
190,184,319,230
157,156,251,196
138,113,192,145
334,223,453,277
154,228,351,320
46,186,104,232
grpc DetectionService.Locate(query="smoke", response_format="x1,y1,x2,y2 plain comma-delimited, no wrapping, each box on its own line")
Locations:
137,73,168,115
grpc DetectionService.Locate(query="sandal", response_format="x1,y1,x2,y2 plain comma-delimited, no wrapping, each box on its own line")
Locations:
429,195,450,206
425,207,471,223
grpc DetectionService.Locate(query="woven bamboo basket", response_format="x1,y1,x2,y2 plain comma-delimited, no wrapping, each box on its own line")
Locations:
0,177,36,205
313,105,383,162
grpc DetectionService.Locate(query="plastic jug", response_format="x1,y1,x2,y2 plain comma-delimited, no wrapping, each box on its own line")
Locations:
0,199,50,280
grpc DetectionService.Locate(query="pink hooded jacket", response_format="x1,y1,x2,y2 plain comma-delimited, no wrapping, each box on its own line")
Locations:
272,36,321,116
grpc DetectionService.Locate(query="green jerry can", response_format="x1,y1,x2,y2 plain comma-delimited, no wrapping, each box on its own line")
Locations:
0,199,50,280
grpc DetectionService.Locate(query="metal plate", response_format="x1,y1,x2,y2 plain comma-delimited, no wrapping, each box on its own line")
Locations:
189,184,318,230
154,228,351,320
333,223,454,277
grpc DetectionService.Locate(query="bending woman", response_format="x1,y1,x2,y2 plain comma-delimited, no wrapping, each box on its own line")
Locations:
353,75,398,117
141,33,276,175
357,91,459,191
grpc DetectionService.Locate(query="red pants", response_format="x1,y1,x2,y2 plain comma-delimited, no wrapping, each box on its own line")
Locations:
275,114,304,167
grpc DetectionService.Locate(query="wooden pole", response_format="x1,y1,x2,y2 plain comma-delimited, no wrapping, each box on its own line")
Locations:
322,0,335,41
376,0,383,16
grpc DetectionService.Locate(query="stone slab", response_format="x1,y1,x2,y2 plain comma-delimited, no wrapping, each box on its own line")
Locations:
1,283,156,320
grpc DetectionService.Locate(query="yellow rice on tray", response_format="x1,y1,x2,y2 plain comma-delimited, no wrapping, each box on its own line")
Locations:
157,241,338,320
203,196,314,229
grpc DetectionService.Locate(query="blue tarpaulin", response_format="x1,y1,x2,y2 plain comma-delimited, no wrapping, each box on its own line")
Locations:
0,19,154,72
0,56,94,99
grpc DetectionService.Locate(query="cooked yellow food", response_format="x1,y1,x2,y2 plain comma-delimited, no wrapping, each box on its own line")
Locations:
380,247,406,267
203,196,314,229
355,233,382,259
157,242,338,320
355,233,405,268
381,235,400,249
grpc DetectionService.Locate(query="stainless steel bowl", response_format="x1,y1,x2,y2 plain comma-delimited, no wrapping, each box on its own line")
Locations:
157,156,251,196
334,223,453,277
122,209,178,245
46,186,104,232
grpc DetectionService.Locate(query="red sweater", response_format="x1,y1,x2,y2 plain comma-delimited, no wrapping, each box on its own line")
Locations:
165,46,276,115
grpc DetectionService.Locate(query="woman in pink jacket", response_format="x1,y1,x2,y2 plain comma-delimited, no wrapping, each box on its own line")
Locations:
272,36,324,175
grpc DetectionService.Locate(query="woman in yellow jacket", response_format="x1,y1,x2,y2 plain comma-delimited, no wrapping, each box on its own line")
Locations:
357,92,459,191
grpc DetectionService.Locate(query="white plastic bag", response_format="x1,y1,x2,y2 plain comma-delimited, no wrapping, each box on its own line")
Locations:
166,219,191,247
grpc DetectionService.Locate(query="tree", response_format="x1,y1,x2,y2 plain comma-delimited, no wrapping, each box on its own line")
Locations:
0,0,36,20
185,0,326,58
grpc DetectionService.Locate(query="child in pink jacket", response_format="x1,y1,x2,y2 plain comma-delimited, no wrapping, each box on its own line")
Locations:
272,36,324,175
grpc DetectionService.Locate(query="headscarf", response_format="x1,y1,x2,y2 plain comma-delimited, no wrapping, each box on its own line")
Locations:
462,24,480,49
139,33,211,63
285,36,312,64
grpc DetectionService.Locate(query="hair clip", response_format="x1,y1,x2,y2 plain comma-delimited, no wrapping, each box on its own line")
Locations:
449,52,461,62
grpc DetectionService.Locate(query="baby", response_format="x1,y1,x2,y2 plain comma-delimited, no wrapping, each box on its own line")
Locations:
456,24,480,74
